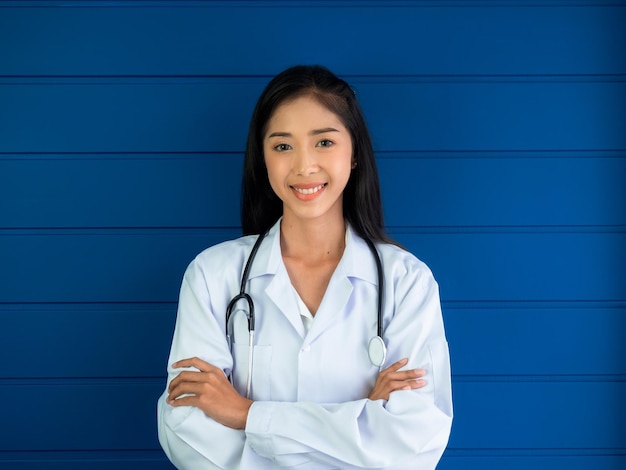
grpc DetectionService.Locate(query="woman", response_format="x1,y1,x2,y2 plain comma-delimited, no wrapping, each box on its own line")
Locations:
157,65,452,469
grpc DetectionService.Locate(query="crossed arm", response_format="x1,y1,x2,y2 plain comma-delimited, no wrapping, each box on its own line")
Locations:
166,356,426,430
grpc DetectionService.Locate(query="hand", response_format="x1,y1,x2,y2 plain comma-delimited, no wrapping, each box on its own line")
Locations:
368,358,426,401
167,357,252,429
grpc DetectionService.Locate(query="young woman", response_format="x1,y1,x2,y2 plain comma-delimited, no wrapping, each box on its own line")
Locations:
157,65,452,469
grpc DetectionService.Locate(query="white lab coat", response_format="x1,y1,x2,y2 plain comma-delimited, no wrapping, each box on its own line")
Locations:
157,220,453,469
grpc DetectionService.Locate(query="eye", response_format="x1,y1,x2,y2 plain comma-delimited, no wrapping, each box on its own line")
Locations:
316,139,334,148
273,143,292,152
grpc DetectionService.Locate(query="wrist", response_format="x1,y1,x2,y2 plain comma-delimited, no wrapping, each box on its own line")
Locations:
234,399,253,429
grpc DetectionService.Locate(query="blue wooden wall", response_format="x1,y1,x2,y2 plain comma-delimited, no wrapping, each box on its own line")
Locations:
1,1,625,468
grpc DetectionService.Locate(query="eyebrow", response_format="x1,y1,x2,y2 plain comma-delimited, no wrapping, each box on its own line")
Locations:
266,128,340,139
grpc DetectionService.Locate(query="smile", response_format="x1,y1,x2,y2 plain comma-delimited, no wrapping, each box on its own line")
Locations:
292,184,326,195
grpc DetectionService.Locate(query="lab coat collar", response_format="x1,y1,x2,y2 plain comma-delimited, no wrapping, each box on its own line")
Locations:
249,219,380,341
246,219,282,281
343,224,379,286
246,219,379,286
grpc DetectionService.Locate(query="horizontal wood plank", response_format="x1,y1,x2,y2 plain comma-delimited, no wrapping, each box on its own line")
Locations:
0,4,624,76
0,304,175,379
0,229,236,304
438,454,626,470
0,230,624,303
1,155,624,228
380,156,626,228
449,380,626,449
397,230,626,303
1,81,625,153
0,380,163,451
0,451,173,470
1,304,624,378
0,155,244,229
445,305,626,376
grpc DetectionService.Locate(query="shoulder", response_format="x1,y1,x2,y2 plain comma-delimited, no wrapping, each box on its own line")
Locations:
347,226,437,292
375,242,444,337
373,241,440,305
195,235,258,264
184,234,259,283
378,242,435,282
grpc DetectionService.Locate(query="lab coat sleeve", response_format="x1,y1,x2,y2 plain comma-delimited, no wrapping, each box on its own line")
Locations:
245,261,453,469
157,256,246,469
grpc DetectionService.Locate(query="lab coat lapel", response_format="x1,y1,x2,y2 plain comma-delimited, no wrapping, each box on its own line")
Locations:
305,265,353,343
265,264,306,338
305,227,377,343
256,222,306,338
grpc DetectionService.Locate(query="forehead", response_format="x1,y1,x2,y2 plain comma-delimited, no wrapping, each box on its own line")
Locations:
265,95,347,134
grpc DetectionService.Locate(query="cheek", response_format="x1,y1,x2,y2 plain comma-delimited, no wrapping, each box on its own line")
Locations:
335,152,354,184
264,156,286,194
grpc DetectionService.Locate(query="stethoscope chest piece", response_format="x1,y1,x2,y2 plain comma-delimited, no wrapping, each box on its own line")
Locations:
368,335,387,368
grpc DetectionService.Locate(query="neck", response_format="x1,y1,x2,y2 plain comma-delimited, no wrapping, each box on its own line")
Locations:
279,215,346,261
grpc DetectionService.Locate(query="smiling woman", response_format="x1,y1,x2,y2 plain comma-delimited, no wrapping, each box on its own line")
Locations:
156,65,452,469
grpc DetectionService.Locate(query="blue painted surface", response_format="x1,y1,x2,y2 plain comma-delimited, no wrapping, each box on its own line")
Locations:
0,1,624,468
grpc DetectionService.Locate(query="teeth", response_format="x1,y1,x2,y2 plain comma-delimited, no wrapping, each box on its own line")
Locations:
294,184,325,195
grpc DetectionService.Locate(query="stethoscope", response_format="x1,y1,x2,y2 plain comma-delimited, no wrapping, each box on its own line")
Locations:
225,229,386,398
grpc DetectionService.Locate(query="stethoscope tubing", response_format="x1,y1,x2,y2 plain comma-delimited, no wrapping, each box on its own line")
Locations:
225,228,385,398
363,237,384,339
225,230,268,398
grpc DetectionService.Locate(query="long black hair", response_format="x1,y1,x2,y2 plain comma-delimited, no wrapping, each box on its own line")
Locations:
241,65,391,244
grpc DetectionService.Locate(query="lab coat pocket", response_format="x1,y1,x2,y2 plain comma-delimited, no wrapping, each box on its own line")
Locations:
232,343,272,400
427,338,453,417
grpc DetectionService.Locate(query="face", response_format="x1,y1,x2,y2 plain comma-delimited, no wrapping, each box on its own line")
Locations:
263,95,353,225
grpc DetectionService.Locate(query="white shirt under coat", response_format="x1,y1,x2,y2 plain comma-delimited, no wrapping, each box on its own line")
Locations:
157,220,453,469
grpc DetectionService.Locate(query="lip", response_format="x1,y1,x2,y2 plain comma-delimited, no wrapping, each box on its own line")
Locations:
290,183,327,201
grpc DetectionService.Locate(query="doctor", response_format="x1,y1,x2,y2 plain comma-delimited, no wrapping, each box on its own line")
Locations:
157,65,453,469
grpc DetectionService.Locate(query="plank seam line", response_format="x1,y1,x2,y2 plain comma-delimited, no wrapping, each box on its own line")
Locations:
1,74,625,82
1,1,626,8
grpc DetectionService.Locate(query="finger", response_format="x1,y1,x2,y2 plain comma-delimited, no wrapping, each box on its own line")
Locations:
388,378,427,392
172,357,214,371
374,374,427,393
403,379,427,390
168,381,206,401
385,368,426,381
368,377,426,401
377,359,408,378
168,370,204,392
168,394,198,408
382,358,408,373
376,369,425,388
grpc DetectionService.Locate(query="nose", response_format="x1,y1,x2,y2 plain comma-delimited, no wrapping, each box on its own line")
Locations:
292,146,319,176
